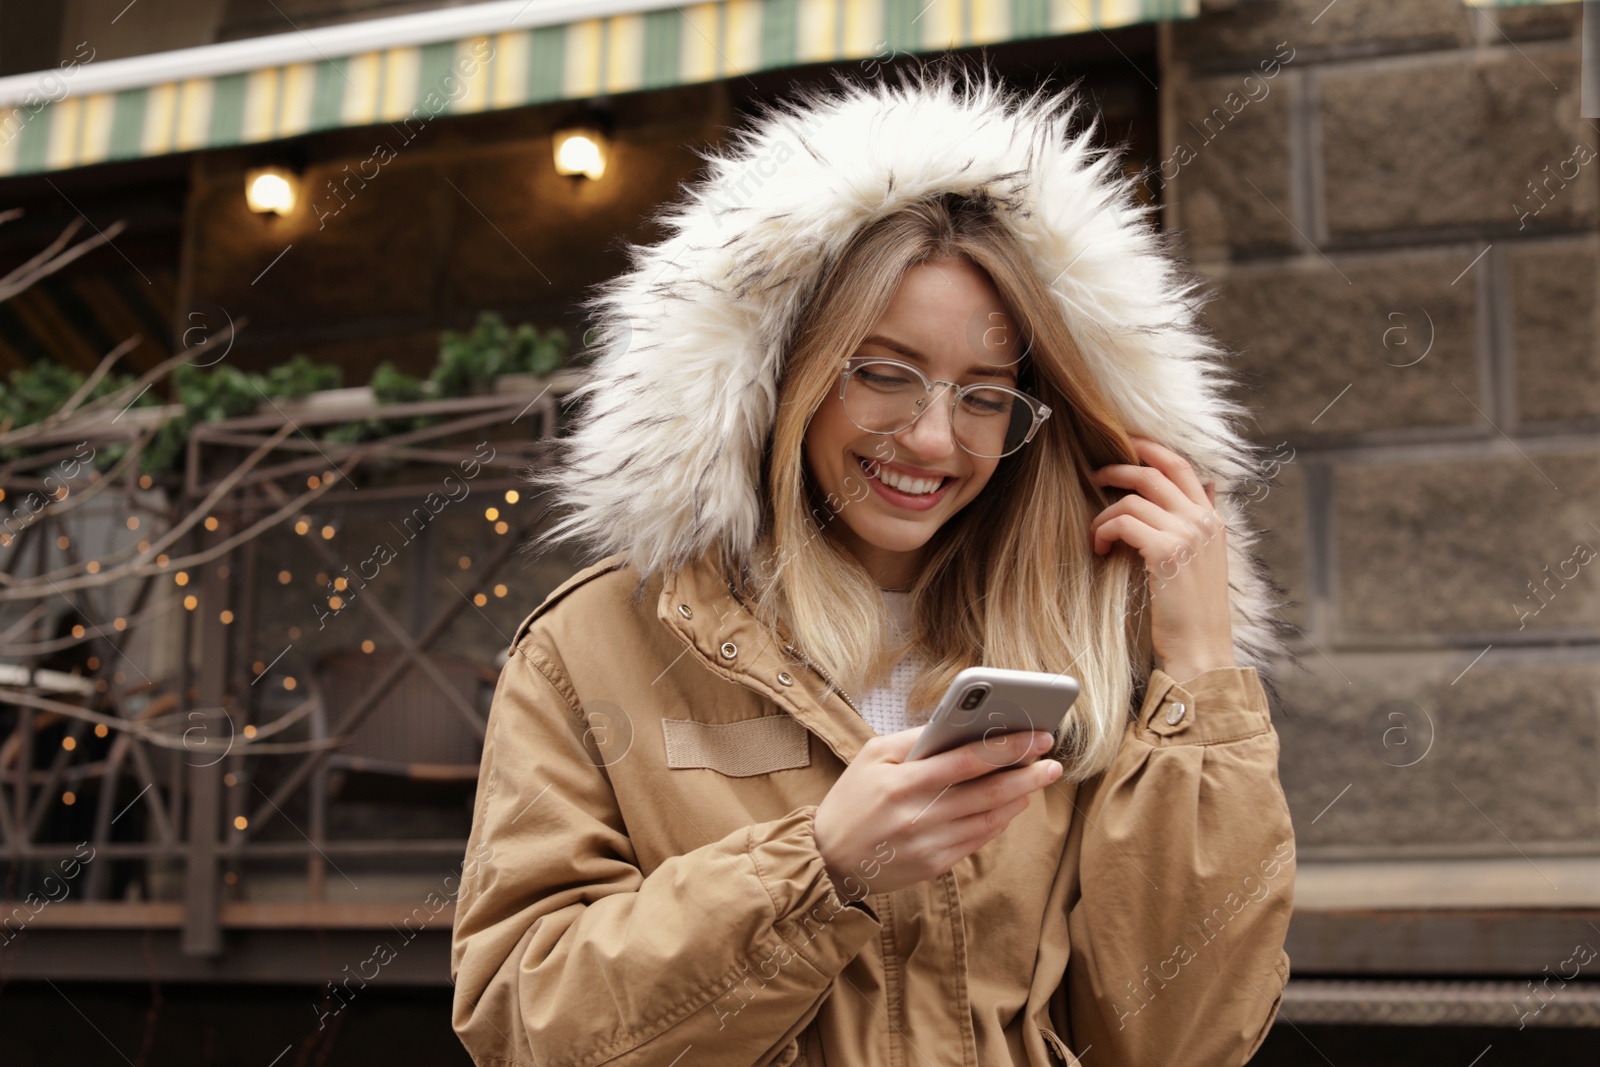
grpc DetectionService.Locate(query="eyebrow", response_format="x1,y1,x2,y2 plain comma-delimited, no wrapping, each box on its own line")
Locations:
858,334,1020,384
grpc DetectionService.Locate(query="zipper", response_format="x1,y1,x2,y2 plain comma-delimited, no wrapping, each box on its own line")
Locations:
723,576,865,717
783,642,863,717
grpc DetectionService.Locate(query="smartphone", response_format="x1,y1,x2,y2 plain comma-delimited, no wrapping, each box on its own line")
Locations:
904,666,1081,764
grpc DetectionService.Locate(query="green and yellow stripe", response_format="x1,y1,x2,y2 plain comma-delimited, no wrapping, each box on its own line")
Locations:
0,0,1202,177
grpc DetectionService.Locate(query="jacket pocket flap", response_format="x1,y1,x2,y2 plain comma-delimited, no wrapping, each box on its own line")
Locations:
662,715,811,776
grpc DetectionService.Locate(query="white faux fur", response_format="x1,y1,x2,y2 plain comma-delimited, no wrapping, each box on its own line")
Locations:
526,62,1293,674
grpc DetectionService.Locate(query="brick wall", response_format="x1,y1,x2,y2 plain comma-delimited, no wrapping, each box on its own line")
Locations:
1164,0,1600,858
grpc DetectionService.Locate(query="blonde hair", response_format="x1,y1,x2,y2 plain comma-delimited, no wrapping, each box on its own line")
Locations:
723,192,1152,781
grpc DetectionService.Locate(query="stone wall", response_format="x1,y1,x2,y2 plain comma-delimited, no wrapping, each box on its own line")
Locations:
1164,0,1600,858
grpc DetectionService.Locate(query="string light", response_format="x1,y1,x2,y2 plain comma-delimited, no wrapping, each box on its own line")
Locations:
57,535,70,549
328,596,343,610
87,561,100,574
175,571,190,586
138,475,152,489
307,475,321,489
94,723,108,738
61,736,76,751
204,516,219,531
137,540,150,552
157,554,169,566
504,490,519,504
113,617,126,631
234,816,248,830
493,584,507,598
126,517,139,530
485,507,499,521
184,595,198,610
71,624,85,638
220,610,234,624
224,773,237,786
86,656,99,670
320,525,335,540
473,593,488,607
62,791,76,806
361,640,375,653
494,521,508,535
243,724,257,739
278,570,292,584
294,519,310,535
458,556,471,570
283,676,297,691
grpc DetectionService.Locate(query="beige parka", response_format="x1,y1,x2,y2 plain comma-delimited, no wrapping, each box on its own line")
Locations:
451,65,1296,1067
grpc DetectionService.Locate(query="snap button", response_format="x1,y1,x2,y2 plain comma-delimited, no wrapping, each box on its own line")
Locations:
777,671,795,686
677,604,693,619
720,641,738,660
1165,701,1187,725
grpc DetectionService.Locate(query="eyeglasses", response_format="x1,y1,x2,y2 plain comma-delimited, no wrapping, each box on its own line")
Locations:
838,356,1051,459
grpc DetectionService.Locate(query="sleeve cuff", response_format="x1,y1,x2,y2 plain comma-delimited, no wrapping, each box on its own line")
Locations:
751,805,883,975
1135,666,1273,745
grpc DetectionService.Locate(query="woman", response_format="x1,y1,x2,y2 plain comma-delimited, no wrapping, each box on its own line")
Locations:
452,65,1295,1067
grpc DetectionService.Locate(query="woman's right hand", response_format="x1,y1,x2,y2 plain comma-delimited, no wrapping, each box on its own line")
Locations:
813,727,1063,899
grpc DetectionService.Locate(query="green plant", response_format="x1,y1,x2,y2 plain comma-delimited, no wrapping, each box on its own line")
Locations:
0,362,158,470
0,311,569,475
431,312,569,397
322,361,435,444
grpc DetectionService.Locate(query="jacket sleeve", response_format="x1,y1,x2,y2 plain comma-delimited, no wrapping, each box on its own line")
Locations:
450,631,883,1067
1061,666,1294,1067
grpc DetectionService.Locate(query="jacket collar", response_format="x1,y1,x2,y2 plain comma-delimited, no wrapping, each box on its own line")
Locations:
658,551,877,768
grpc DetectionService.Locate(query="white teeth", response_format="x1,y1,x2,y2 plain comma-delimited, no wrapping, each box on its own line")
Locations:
859,456,944,496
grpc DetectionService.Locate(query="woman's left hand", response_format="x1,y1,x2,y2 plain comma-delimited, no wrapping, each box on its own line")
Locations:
1087,436,1236,683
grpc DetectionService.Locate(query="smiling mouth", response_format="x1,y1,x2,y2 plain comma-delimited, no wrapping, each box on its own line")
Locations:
855,453,954,496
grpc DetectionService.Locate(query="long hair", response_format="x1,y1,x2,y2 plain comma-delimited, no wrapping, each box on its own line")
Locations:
727,191,1153,781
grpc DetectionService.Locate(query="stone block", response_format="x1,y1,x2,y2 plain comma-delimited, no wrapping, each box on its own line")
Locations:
1510,238,1600,423
1201,251,1479,438
1174,0,1472,68
1482,2,1583,42
1166,67,1296,253
1272,655,1600,851
1333,451,1600,638
1322,49,1592,236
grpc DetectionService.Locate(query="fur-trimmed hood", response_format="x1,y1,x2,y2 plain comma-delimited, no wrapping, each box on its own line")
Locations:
527,63,1291,673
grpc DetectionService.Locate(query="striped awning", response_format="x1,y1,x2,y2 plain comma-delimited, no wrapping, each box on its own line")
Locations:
0,0,1200,179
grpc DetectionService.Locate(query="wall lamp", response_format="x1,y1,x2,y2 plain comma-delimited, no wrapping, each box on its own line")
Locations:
553,105,613,181
553,127,607,180
245,165,300,216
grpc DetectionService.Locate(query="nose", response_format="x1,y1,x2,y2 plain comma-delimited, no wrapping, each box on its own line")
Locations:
894,383,959,460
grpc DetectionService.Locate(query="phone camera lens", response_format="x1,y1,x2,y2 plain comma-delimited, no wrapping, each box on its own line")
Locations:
958,684,990,711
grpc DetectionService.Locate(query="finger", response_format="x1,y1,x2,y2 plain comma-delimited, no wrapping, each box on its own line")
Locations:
1088,493,1194,548
1091,512,1178,559
1125,437,1212,509
922,760,1049,830
1090,462,1192,516
907,729,1052,789
1125,494,1224,554
937,789,1034,857
871,725,931,764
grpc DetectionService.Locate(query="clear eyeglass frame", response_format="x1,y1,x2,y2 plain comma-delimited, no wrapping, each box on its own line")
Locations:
837,355,1053,459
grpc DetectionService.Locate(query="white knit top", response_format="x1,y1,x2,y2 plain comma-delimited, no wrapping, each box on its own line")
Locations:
853,589,925,736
